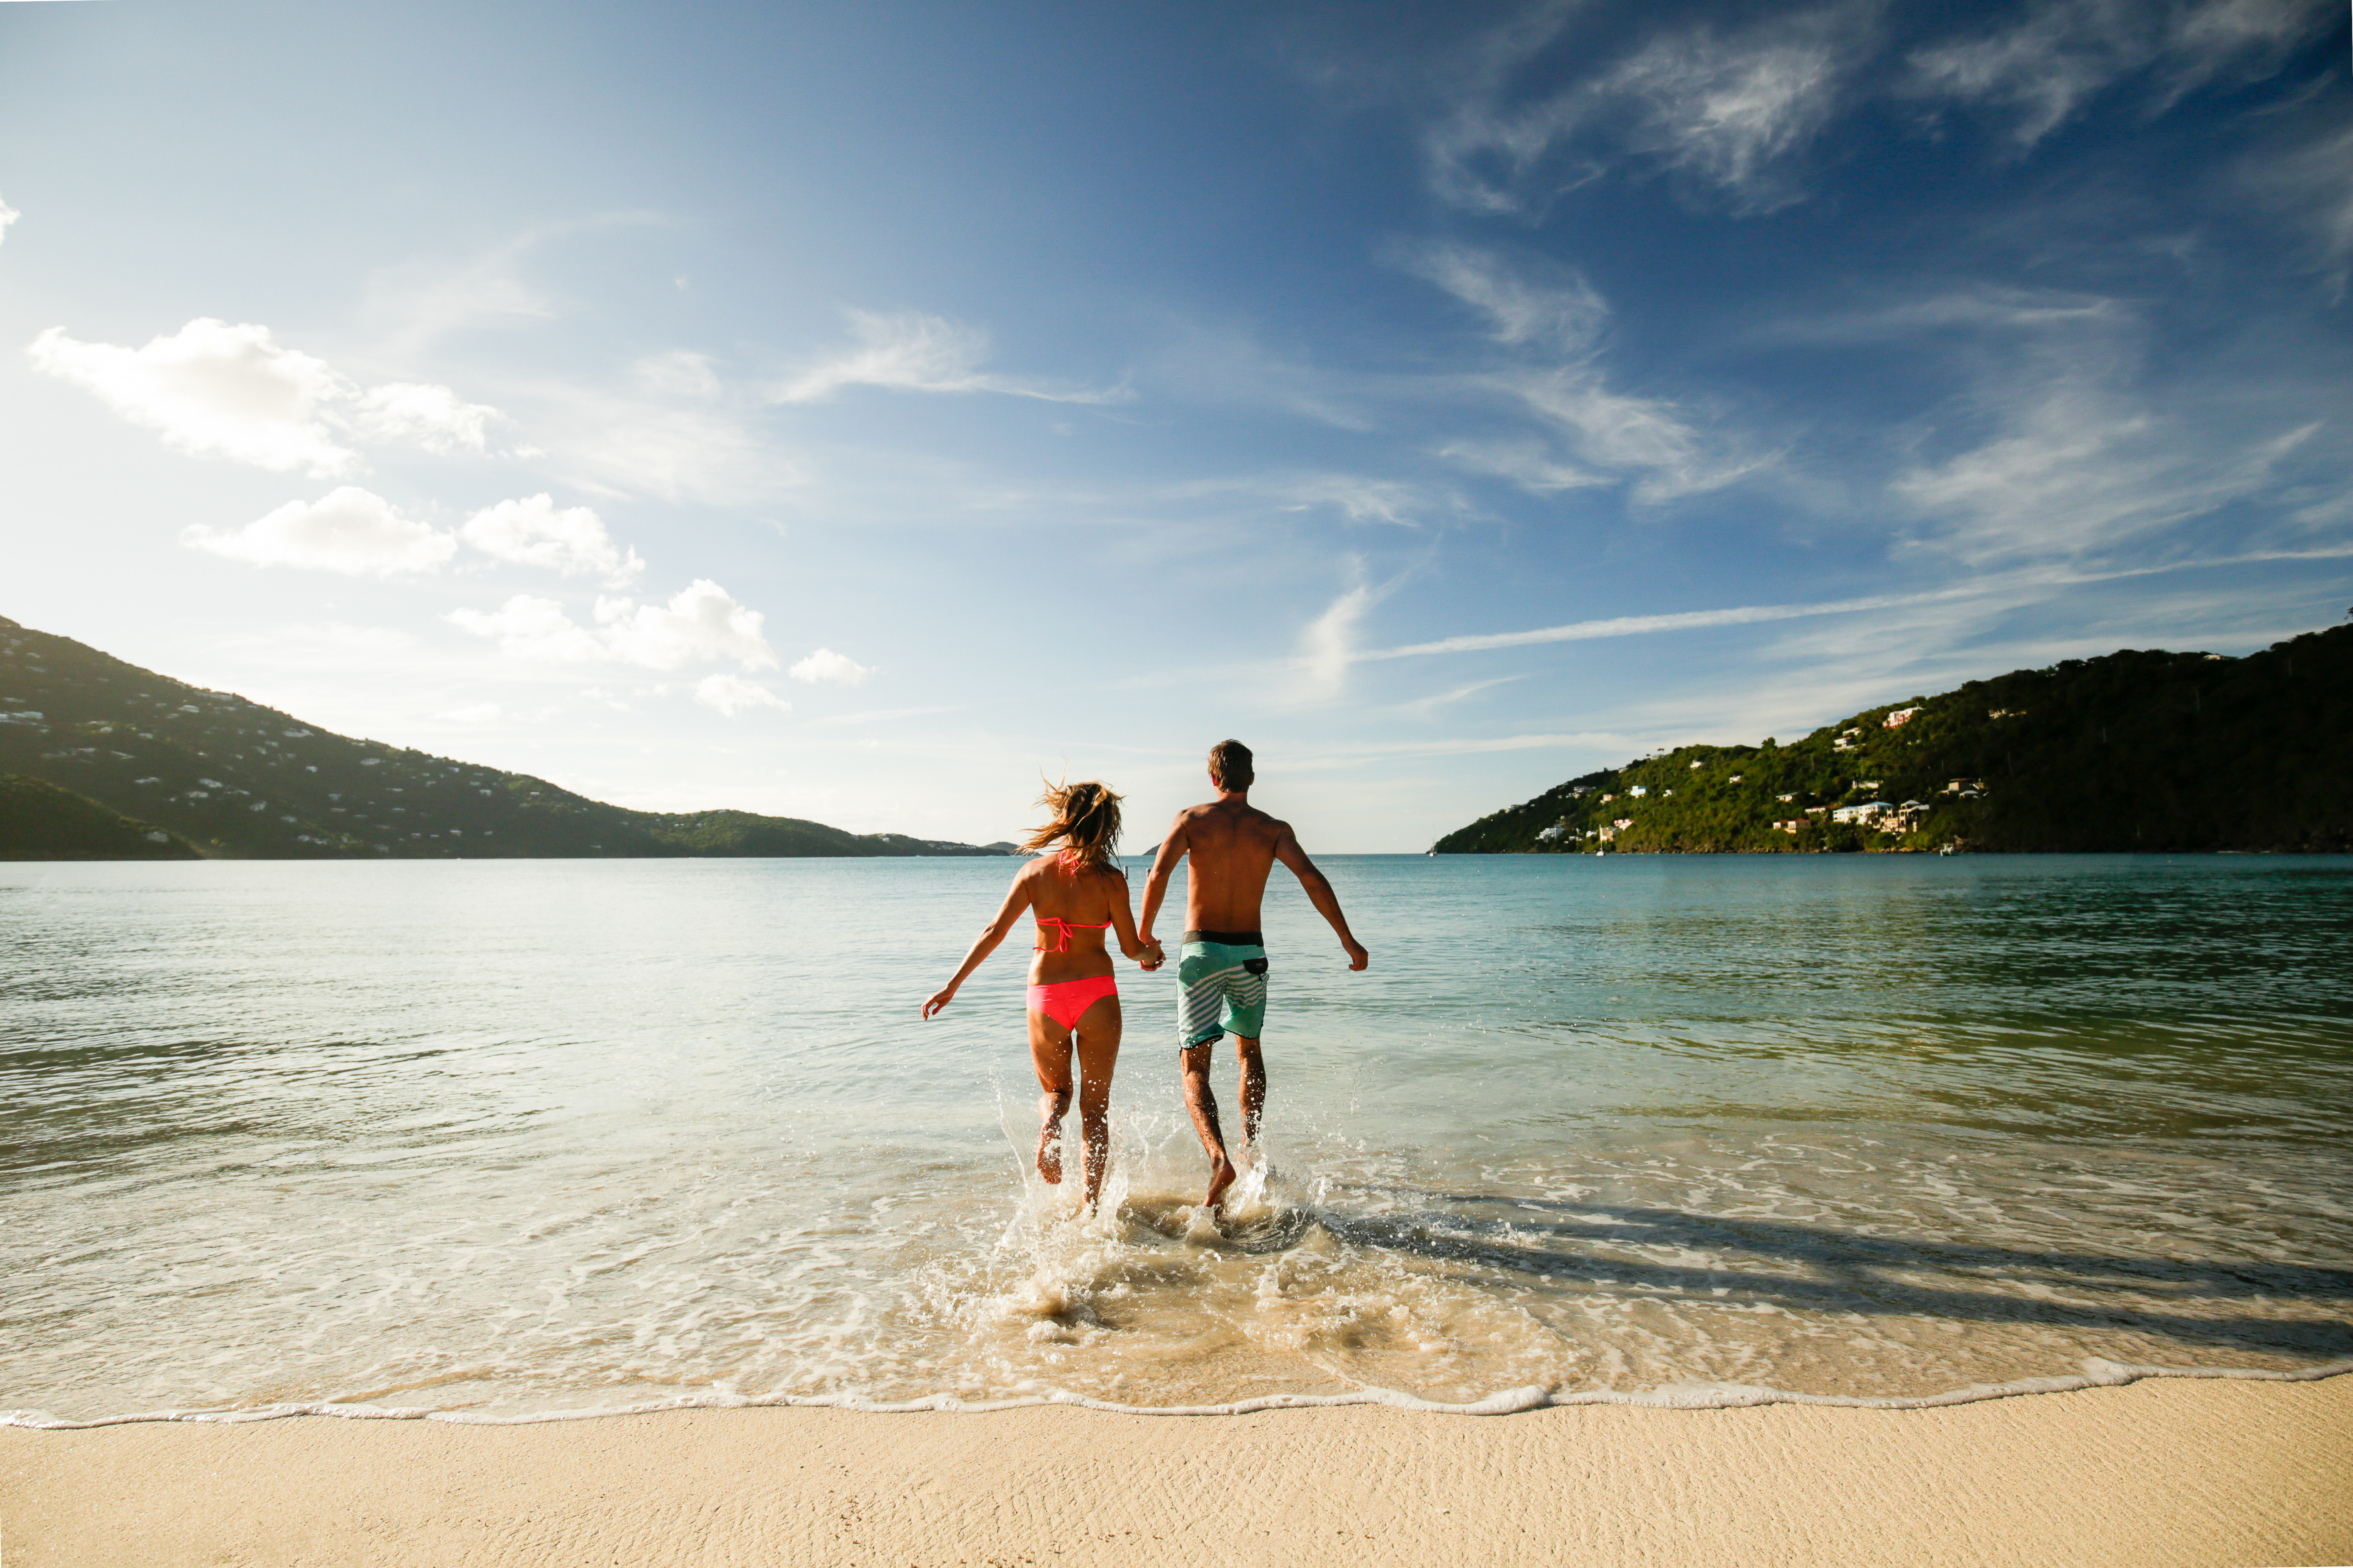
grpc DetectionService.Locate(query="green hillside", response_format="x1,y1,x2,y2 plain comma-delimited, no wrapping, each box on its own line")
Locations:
1433,621,2353,855
0,614,1018,861
0,773,200,860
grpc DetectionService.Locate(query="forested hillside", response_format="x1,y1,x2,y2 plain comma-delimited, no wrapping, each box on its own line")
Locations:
1434,621,2353,855
0,615,1018,861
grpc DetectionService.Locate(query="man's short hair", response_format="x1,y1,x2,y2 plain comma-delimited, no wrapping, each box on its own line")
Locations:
1208,739,1254,791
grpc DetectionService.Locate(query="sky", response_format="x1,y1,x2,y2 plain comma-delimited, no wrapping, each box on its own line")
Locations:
2,0,2347,851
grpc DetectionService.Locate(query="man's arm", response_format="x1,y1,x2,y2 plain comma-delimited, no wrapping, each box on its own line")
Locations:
1138,814,1188,944
1274,827,1368,971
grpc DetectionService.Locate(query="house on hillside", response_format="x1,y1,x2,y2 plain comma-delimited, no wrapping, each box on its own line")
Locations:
1537,823,1566,842
1629,785,1648,797
1832,801,1893,826
1885,707,1921,727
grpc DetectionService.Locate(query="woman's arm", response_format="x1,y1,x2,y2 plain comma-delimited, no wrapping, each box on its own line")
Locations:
1105,867,1163,969
922,875,1034,1018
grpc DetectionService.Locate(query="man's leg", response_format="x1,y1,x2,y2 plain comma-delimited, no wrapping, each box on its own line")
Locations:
1234,1035,1265,1151
1027,1011,1073,1184
1179,1041,1237,1211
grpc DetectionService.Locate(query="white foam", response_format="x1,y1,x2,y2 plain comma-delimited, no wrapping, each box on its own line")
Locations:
7,1357,2346,1430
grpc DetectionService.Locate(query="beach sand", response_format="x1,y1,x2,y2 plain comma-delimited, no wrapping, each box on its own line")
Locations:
4,1376,2348,1567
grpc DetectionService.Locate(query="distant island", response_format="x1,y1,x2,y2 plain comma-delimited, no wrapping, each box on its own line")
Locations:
0,614,1020,862
1433,620,2351,856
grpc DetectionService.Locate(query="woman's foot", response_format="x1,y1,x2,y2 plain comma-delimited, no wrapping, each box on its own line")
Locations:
1036,1121,1063,1184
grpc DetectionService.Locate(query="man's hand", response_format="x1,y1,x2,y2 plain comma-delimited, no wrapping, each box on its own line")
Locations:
1342,938,1369,971
1138,936,1165,971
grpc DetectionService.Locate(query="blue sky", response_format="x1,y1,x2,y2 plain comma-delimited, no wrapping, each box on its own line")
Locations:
3,0,2347,850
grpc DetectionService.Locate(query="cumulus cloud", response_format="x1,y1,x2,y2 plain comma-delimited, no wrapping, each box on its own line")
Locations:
461,494,643,586
694,673,792,716
346,381,501,456
26,318,502,474
448,581,785,673
446,595,609,662
786,647,873,685
770,309,1123,405
32,319,358,474
182,487,458,575
597,581,780,671
0,194,18,248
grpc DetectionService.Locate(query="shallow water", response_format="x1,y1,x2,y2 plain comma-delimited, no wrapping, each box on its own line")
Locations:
4,853,2350,1423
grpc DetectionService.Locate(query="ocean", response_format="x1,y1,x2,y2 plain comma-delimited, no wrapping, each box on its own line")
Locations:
4,853,2350,1425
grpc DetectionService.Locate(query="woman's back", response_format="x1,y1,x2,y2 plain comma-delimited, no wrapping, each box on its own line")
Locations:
1025,853,1125,981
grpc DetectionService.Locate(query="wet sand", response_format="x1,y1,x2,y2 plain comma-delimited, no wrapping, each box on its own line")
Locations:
4,1375,2349,1567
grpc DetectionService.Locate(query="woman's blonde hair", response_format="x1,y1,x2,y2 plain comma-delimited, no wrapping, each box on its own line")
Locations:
1023,779,1124,871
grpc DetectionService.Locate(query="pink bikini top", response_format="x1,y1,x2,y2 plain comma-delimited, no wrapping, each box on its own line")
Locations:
1034,916,1112,953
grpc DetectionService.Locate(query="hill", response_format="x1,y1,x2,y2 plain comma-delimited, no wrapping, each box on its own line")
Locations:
0,614,1019,861
0,773,200,860
1432,621,2353,855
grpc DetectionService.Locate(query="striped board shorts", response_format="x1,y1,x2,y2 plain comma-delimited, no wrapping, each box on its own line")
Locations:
1177,929,1268,1048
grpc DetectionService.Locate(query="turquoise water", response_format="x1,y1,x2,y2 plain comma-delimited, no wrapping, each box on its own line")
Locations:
4,854,2350,1423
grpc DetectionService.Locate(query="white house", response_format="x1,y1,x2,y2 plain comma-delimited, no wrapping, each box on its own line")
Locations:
1885,707,1921,728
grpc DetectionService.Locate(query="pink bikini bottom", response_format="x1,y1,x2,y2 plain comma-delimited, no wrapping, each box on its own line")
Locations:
1027,973,1119,1031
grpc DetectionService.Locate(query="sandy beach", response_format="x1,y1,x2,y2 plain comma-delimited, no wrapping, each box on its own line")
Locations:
5,1375,2348,1567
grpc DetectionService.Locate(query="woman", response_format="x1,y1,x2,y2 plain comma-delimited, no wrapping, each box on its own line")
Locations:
922,781,1162,1211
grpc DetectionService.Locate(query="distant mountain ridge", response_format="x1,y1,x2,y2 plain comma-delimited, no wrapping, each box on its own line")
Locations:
0,614,1019,861
1433,621,2353,855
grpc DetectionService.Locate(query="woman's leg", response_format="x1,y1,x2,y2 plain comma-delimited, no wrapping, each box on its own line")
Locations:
1068,995,1123,1210
1027,1009,1073,1183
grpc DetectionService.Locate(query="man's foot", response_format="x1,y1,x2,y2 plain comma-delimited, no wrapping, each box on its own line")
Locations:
1203,1156,1237,1214
1036,1122,1063,1184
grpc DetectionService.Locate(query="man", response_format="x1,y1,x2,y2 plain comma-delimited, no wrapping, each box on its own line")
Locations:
1138,739,1369,1212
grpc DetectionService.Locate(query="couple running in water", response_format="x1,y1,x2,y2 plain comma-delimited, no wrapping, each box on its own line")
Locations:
921,740,1370,1214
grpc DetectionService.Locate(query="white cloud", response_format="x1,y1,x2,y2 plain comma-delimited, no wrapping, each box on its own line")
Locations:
182,487,458,575
31,319,358,474
634,350,723,399
440,703,503,724
1908,0,2329,148
595,581,780,671
786,647,873,685
694,674,792,716
1414,249,1755,502
462,494,643,586
347,382,502,456
26,318,504,474
1275,474,1446,526
0,194,18,248
447,595,609,662
1299,572,1380,699
770,309,1124,405
1894,391,2322,563
1425,5,1875,216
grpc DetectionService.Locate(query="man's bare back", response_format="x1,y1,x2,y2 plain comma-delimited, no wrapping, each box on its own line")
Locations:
1138,741,1367,1213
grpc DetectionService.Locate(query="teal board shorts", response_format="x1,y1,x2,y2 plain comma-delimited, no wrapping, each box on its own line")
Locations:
1177,930,1268,1049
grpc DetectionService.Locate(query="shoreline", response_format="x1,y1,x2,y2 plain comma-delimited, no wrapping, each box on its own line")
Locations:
6,1375,2348,1567
10,1355,2353,1432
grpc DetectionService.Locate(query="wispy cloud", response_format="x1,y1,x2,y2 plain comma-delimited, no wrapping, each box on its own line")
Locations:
1907,0,2332,149
1423,3,1879,216
769,309,1126,405
1409,245,1759,501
